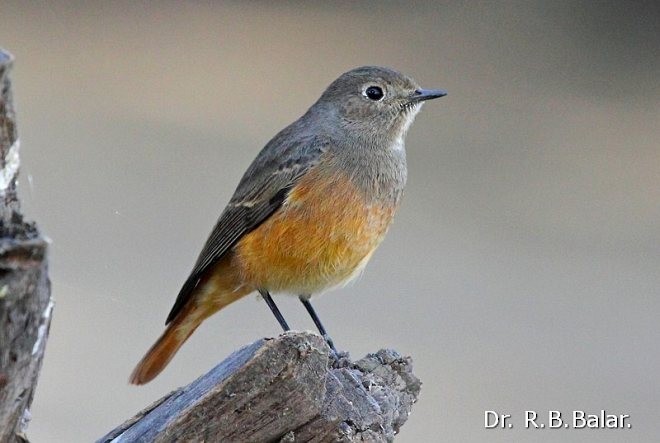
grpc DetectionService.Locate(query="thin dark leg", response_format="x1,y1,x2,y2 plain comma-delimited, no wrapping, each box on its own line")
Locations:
299,295,337,352
259,290,290,332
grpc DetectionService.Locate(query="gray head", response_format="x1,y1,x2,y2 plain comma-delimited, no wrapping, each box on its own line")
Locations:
314,66,446,141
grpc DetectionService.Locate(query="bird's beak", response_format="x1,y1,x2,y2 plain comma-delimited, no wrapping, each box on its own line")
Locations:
410,88,448,102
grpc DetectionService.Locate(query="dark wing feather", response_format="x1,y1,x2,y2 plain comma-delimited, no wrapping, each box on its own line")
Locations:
165,131,328,324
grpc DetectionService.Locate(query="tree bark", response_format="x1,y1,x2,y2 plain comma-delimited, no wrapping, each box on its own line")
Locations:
99,332,421,442
0,48,52,443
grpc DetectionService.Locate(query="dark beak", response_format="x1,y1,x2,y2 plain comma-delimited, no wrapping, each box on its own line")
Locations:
410,88,448,102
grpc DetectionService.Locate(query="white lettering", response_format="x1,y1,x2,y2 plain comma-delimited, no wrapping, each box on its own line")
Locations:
548,410,563,428
525,411,539,428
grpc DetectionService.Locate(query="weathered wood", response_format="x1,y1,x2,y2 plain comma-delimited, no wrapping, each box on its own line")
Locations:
0,48,53,443
100,332,421,442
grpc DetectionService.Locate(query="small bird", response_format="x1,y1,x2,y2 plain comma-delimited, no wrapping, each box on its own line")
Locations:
130,66,446,385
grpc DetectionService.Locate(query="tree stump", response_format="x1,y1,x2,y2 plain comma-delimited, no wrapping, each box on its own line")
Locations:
0,48,53,443
100,332,421,442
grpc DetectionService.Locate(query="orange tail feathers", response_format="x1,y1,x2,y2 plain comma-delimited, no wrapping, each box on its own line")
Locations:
129,303,205,385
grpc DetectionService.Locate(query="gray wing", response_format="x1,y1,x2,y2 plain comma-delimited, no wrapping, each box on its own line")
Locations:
166,130,329,324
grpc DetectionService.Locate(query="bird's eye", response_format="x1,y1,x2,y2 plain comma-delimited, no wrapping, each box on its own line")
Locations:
364,86,384,101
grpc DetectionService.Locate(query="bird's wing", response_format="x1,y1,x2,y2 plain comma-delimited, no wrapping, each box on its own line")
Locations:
165,133,329,324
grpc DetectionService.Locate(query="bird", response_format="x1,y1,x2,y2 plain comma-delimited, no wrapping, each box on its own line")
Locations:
129,66,446,385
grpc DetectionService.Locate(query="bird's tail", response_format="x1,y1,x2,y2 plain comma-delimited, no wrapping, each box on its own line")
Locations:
129,302,206,385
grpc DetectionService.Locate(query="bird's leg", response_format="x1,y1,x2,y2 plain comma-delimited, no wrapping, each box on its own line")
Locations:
299,295,337,353
259,290,290,332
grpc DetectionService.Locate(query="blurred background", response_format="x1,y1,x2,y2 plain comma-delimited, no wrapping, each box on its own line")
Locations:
1,1,659,441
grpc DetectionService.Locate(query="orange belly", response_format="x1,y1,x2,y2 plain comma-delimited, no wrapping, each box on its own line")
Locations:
233,168,397,294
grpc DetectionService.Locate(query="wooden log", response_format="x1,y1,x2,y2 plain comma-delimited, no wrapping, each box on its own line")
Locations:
99,332,421,442
0,48,53,443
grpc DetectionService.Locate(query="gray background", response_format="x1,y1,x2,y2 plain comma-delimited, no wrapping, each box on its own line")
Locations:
1,1,659,441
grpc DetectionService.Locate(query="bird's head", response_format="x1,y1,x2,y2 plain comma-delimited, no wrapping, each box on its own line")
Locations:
316,66,446,140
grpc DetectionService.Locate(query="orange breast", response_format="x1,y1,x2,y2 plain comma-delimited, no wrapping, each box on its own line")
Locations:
234,168,397,294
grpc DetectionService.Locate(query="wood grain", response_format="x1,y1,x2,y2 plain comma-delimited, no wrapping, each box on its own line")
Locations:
0,48,52,443
100,332,421,442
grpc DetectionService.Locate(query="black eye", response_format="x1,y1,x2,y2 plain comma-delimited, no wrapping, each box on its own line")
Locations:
365,86,384,101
